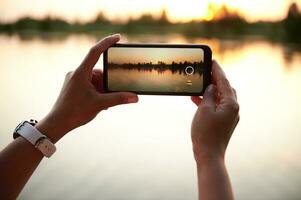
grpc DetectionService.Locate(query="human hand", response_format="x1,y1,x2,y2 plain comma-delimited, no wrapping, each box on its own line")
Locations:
191,60,239,164
36,34,139,143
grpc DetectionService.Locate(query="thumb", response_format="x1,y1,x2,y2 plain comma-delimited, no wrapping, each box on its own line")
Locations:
97,92,139,108
76,34,120,78
201,84,216,108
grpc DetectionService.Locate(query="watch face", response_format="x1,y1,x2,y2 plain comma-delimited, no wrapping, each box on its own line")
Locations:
15,121,25,132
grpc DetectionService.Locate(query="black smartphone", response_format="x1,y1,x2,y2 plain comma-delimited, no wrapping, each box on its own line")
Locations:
103,43,212,96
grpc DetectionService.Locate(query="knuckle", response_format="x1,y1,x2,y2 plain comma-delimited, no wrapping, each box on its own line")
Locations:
232,87,237,94
65,71,73,78
228,101,240,113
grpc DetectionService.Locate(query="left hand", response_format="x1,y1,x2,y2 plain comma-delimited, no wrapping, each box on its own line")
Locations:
36,34,139,143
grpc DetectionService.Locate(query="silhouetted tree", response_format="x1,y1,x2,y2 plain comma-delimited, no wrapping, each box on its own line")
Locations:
283,2,301,42
108,60,204,75
158,9,169,25
92,12,110,25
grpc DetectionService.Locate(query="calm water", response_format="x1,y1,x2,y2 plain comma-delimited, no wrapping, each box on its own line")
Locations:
0,34,301,200
108,68,203,93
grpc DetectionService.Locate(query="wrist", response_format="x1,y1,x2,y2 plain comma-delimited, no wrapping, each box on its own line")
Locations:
195,153,225,168
193,146,225,167
35,114,71,143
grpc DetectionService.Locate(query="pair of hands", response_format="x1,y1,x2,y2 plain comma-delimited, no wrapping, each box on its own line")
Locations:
36,34,239,164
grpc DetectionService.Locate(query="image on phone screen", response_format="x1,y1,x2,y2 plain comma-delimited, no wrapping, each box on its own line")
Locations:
104,45,211,95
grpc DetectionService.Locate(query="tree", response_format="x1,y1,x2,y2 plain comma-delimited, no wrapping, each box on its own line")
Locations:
283,2,301,42
158,9,169,25
92,12,110,25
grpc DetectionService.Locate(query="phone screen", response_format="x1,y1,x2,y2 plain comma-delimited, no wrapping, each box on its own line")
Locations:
104,44,211,95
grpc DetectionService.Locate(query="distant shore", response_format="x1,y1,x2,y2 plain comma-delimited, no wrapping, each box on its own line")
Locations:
1,3,301,43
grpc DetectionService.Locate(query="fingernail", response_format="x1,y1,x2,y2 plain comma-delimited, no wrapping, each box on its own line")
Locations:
111,33,120,38
127,96,138,103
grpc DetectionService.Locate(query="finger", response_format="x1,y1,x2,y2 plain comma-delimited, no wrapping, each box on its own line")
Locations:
201,84,216,108
96,92,139,108
91,69,104,93
76,34,120,77
191,96,202,106
211,60,235,100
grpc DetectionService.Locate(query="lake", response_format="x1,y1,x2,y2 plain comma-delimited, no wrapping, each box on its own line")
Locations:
0,33,301,200
108,68,203,93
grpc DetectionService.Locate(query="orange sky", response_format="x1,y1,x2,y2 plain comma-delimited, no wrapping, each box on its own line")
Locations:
0,0,300,23
108,47,204,64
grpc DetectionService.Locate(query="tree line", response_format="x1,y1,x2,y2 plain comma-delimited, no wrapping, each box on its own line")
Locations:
108,61,204,75
0,2,300,43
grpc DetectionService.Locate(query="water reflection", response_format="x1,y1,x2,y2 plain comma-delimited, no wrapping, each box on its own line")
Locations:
0,33,301,200
108,69,203,93
3,33,301,67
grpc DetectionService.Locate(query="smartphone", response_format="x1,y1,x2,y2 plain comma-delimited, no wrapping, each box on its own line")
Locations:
103,43,212,96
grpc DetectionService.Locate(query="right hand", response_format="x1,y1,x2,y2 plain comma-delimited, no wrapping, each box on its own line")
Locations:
191,60,239,164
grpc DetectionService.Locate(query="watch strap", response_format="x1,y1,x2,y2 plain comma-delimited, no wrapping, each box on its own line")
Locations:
35,138,56,158
14,121,56,158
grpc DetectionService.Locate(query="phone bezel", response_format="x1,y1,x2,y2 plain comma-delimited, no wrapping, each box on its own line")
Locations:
103,43,212,96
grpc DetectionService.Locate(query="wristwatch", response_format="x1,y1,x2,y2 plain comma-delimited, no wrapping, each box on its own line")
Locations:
13,120,56,158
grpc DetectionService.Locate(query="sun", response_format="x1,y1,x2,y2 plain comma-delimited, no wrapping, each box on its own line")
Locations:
163,0,242,22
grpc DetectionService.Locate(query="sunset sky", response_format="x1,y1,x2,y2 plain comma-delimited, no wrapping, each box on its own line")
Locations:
108,47,204,64
0,0,300,23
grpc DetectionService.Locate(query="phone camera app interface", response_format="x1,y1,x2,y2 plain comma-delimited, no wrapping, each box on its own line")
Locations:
185,66,194,75
107,47,205,93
